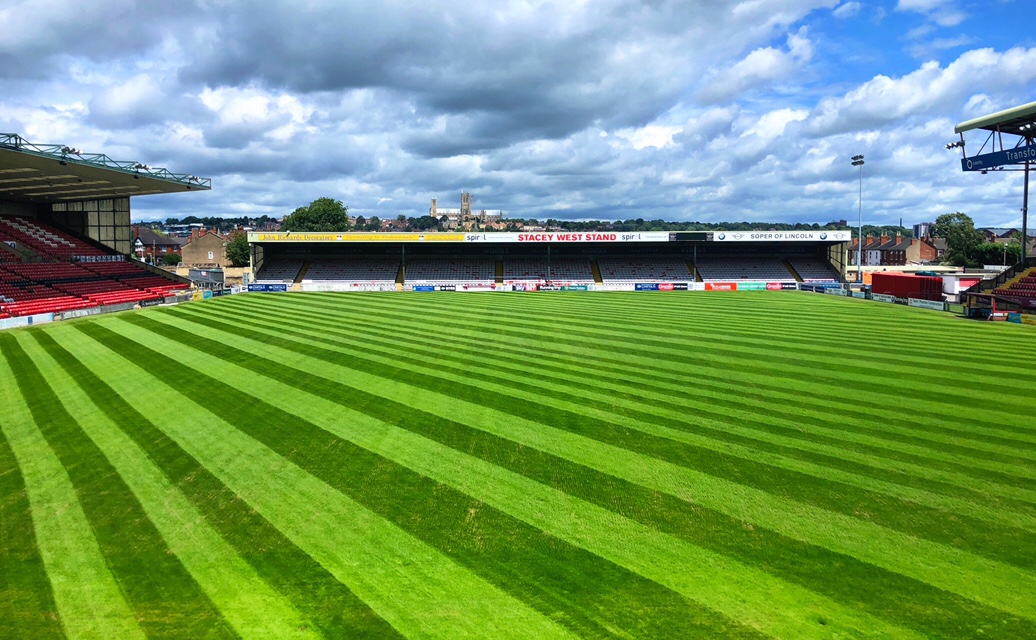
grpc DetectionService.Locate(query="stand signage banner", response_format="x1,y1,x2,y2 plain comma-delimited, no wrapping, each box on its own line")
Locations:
412,285,435,292
823,287,847,296
435,285,457,291
711,231,850,242
871,293,896,303
961,142,1036,172
672,283,689,290
635,283,659,291
736,282,767,290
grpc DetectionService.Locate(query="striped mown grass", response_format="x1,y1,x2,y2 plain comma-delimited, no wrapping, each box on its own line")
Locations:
1,290,1033,639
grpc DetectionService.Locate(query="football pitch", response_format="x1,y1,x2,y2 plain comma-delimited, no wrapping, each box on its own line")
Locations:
1,291,1034,639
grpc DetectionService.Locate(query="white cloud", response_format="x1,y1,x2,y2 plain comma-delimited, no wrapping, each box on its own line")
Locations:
615,125,684,150
896,0,951,10
832,2,861,19
1,0,1033,228
808,47,1036,136
698,27,814,103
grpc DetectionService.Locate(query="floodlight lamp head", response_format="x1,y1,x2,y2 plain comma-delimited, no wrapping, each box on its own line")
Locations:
851,154,864,161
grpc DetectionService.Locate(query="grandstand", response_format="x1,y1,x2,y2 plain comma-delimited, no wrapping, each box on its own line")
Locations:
787,256,840,282
247,230,851,290
597,257,694,283
305,257,400,284
0,133,206,319
502,257,595,283
404,257,496,286
694,256,795,282
992,267,1036,304
255,258,305,284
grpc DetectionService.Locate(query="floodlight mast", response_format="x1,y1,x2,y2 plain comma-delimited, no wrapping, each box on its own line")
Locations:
851,155,865,283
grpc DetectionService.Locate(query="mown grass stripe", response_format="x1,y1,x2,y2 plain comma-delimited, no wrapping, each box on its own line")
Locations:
22,330,324,640
249,293,1036,450
60,323,582,640
215,298,1036,513
427,290,1036,368
0,408,65,639
137,304,1036,617
163,303,1036,569
133,304,1036,633
29,329,402,640
0,342,145,640
500,292,1036,373
300,293,1033,405
80,318,770,640
0,332,234,640
206,296,1036,480
240,292,1036,461
247,291,1036,433
119,312,1036,639
343,294,1036,439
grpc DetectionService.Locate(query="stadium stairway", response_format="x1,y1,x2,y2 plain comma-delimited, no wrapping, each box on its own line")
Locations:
294,260,312,285
496,260,503,284
395,262,405,285
784,259,804,282
687,260,702,282
591,261,603,284
1002,267,1036,289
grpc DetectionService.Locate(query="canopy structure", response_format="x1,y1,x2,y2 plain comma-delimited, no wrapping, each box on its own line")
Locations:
0,133,210,203
951,102,1034,262
955,100,1036,136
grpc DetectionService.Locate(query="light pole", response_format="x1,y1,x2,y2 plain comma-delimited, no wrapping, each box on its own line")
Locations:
851,155,865,283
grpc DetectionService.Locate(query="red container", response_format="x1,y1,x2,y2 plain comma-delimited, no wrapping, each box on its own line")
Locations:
871,273,943,301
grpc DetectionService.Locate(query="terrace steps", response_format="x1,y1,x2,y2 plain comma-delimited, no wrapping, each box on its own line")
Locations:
784,259,803,283
294,260,312,284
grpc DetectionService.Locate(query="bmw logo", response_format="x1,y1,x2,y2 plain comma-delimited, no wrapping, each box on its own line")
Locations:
717,233,726,240
820,232,827,239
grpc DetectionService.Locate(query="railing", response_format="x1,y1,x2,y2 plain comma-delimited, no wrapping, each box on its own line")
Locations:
963,256,1036,295
0,133,211,190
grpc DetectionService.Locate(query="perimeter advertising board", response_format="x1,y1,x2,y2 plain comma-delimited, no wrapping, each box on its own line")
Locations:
908,298,946,311
247,283,289,292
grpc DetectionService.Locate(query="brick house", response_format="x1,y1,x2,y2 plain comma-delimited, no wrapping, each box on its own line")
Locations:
181,228,228,267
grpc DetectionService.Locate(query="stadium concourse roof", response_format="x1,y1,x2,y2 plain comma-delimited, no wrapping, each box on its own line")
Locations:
955,100,1036,136
247,230,852,244
0,133,210,204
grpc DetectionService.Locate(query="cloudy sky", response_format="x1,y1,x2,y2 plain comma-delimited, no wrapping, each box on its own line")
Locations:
2,0,1034,227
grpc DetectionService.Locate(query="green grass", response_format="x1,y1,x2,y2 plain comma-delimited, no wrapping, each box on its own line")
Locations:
1,291,1034,639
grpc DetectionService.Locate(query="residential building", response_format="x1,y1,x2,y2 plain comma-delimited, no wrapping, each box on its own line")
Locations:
181,228,228,267
133,226,184,260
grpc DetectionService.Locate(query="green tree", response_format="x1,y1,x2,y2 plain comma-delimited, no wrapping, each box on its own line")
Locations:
225,232,251,267
365,216,381,231
931,212,983,267
161,253,182,266
974,242,1022,266
281,197,351,232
